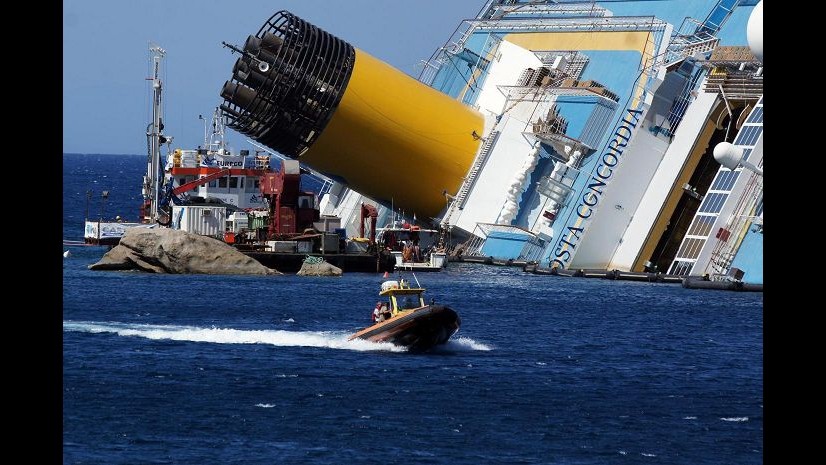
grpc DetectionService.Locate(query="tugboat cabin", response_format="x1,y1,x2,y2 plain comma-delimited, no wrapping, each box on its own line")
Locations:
379,280,426,315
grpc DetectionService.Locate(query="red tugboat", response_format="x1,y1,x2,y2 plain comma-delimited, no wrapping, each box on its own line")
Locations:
349,278,460,352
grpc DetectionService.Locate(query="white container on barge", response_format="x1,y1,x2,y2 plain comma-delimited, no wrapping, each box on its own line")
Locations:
171,205,226,237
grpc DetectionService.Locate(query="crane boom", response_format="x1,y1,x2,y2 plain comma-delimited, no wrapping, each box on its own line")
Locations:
172,168,232,195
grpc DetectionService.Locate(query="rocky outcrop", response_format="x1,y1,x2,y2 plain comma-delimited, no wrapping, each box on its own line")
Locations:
89,228,280,275
296,259,343,277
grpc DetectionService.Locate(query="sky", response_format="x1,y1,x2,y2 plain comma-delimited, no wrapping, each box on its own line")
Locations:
63,0,486,155
63,0,753,156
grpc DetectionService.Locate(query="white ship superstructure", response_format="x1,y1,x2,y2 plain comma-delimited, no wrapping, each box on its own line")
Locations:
315,0,763,283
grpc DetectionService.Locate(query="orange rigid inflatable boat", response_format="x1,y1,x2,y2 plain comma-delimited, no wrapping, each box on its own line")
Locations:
349,278,460,352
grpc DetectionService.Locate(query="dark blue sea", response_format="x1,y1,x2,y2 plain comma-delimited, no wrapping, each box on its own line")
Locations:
63,153,763,464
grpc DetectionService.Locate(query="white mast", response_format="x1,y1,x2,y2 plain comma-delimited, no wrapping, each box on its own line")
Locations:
206,107,228,155
144,43,166,223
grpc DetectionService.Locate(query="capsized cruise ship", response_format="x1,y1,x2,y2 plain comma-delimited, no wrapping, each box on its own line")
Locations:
216,0,763,284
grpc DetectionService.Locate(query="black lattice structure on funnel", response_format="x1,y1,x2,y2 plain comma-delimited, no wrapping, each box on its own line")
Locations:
219,11,355,157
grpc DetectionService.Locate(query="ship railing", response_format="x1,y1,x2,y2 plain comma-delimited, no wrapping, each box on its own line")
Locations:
702,167,763,277
461,223,543,260
442,130,500,227
460,227,487,257
467,16,668,34
497,85,620,104
318,178,334,198
484,2,611,19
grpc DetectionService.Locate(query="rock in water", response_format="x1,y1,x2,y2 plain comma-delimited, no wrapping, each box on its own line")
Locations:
89,228,280,275
296,259,343,277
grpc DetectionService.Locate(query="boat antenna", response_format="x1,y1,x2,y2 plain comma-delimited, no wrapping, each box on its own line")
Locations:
412,272,421,288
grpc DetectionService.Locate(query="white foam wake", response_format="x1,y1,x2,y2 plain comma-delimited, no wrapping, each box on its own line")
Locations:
63,320,405,352
720,417,749,422
439,336,493,352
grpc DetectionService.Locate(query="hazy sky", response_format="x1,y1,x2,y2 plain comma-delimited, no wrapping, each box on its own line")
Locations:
63,0,485,155
63,0,753,155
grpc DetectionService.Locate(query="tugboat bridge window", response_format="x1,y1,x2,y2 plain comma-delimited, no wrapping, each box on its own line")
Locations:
218,177,228,188
229,177,238,189
399,295,421,309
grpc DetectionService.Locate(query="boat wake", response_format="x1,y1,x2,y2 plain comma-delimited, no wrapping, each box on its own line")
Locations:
63,320,406,352
429,336,493,352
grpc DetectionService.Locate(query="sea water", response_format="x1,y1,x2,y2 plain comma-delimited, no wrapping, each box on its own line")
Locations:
63,154,763,464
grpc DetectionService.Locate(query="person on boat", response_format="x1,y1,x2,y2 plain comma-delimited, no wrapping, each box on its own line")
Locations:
372,302,382,323
380,302,391,321
402,241,413,262
412,240,422,262
384,231,397,251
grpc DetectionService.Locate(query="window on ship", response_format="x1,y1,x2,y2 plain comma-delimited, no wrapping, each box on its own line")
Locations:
399,295,421,310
